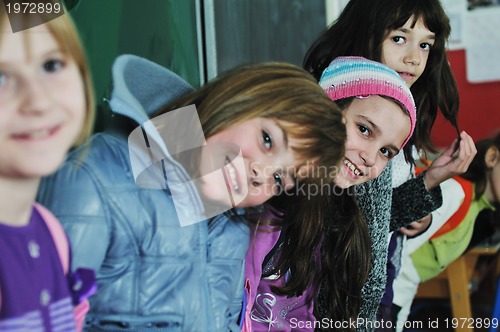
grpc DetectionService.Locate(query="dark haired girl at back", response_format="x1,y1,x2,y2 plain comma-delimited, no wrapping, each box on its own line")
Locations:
301,0,476,330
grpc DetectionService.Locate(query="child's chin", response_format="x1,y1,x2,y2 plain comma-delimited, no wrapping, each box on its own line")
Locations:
334,177,352,189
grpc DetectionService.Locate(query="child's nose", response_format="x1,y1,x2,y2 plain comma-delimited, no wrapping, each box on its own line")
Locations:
404,46,420,66
249,161,264,187
360,149,376,167
20,77,51,114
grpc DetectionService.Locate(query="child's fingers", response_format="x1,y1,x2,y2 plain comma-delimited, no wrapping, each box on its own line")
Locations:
399,226,420,237
455,132,476,173
424,133,476,188
459,132,476,160
443,136,460,157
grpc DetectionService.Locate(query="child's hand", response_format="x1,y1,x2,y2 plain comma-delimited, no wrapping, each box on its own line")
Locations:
399,214,432,237
423,131,476,190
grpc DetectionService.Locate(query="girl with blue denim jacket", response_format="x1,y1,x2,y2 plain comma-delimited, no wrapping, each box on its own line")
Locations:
38,56,348,331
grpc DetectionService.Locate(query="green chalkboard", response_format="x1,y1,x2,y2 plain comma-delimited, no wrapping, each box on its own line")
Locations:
67,0,200,132
205,0,326,79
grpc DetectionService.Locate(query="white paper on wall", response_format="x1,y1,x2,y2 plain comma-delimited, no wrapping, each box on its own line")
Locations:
441,0,467,50
464,7,500,83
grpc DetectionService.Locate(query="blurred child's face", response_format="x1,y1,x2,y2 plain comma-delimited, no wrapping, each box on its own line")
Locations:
486,147,500,204
334,96,410,189
0,21,85,179
204,117,300,207
381,16,435,87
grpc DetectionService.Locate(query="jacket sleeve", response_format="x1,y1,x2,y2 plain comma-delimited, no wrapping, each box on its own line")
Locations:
402,178,465,255
389,171,443,232
354,165,393,330
38,156,110,273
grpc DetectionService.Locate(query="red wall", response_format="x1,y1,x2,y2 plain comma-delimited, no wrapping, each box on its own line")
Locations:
431,50,500,148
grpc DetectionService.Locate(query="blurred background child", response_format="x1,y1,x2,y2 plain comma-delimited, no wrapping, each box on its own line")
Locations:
0,4,95,331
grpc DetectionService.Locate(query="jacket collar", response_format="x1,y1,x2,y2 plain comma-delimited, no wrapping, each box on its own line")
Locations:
109,54,193,126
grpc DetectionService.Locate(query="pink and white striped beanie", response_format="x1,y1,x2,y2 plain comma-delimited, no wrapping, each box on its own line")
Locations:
319,56,416,148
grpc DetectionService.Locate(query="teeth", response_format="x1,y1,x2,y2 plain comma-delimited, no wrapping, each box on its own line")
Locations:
225,162,239,191
344,159,362,176
15,128,52,139
28,128,51,139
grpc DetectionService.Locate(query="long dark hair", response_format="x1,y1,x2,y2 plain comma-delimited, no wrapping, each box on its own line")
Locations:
304,0,459,159
266,185,371,326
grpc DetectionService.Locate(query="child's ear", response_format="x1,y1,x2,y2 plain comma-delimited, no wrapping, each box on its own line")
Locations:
485,146,500,168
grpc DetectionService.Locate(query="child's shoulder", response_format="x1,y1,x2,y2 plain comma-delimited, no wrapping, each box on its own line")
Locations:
54,132,132,184
33,204,69,274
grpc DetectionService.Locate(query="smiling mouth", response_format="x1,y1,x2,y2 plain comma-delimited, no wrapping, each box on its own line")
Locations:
344,158,364,177
13,125,59,140
224,157,240,192
398,71,414,78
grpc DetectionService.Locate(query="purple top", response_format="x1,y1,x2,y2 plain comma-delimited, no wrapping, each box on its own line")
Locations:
0,205,76,332
244,228,315,331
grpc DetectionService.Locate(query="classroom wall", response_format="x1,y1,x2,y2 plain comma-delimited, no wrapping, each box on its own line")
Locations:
67,0,499,142
204,0,326,80
67,0,200,131
432,50,500,148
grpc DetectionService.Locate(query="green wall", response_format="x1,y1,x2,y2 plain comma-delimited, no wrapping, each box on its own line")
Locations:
68,0,200,131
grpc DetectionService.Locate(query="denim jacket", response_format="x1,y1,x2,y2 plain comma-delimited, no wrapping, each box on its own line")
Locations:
38,55,249,331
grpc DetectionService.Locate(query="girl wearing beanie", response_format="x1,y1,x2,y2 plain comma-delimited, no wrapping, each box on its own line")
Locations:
304,1,477,330
245,56,417,332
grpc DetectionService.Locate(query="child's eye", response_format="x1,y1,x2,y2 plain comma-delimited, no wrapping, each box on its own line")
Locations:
380,147,393,159
273,173,283,191
420,42,432,51
0,72,6,87
392,36,405,44
0,72,12,95
43,59,64,73
358,125,370,136
262,130,272,150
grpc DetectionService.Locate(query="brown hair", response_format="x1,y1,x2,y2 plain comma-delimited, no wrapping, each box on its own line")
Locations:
158,62,346,184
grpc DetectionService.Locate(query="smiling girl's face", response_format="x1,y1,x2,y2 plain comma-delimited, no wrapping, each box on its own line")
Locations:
203,117,301,208
0,21,85,180
334,96,411,189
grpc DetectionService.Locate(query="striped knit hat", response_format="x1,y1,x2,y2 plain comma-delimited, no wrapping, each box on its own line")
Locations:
319,56,416,148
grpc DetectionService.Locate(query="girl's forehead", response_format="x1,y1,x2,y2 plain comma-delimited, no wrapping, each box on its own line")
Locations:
0,28,61,63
